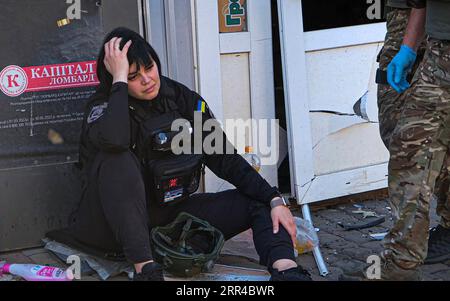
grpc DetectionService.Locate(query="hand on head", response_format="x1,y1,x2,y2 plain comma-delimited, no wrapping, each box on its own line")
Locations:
103,37,132,84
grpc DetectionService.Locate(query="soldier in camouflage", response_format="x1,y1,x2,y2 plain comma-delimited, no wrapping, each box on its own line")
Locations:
342,0,450,281
377,0,425,148
386,0,450,277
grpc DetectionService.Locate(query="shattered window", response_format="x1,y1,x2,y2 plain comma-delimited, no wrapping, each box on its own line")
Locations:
302,0,386,32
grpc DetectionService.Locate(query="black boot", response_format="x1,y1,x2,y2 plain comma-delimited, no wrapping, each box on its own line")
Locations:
338,261,372,281
425,225,450,264
269,266,312,281
133,262,165,281
339,258,422,281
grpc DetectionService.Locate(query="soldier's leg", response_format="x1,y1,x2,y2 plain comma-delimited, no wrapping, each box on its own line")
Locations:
425,152,450,264
385,39,450,276
378,9,411,148
424,40,450,264
435,154,450,229
430,37,450,237
378,8,426,149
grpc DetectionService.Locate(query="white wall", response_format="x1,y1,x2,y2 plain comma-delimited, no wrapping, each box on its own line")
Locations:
195,0,278,193
306,43,389,176
278,0,389,204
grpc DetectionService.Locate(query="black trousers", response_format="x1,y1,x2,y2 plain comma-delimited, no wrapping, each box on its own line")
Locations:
70,151,295,268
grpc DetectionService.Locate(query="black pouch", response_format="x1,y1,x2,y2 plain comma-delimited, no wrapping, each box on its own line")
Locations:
133,109,203,206
147,154,204,206
376,68,388,85
376,46,384,63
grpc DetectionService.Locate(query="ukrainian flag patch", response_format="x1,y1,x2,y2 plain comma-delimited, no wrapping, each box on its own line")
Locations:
196,100,206,113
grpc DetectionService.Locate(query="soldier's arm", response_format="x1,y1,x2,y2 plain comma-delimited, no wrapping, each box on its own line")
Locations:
403,7,427,51
85,82,131,152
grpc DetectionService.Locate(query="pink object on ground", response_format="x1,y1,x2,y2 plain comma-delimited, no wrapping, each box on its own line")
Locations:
2,263,74,281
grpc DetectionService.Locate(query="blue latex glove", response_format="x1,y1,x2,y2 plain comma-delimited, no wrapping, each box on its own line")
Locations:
387,45,417,94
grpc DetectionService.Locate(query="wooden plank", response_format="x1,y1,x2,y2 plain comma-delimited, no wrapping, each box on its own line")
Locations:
308,188,388,212
304,23,386,52
299,163,388,204
277,0,315,199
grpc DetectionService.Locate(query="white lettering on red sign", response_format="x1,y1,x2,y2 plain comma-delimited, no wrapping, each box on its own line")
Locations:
0,61,99,97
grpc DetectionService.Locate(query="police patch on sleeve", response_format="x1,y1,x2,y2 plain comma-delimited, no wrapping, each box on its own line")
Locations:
87,103,108,124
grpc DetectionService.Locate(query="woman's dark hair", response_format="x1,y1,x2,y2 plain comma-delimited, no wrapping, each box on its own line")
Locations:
95,27,162,95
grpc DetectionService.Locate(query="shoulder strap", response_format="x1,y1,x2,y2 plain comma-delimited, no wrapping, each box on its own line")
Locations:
129,104,147,123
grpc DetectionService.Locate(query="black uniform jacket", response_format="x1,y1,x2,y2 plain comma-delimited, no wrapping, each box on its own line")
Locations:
78,76,281,206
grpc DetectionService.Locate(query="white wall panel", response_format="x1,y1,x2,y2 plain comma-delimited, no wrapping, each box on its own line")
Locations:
305,43,382,121
312,122,389,176
197,0,277,193
205,53,252,193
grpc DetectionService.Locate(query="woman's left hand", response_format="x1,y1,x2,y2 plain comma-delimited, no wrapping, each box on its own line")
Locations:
271,205,297,247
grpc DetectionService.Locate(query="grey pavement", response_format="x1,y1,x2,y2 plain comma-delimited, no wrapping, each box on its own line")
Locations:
1,195,449,281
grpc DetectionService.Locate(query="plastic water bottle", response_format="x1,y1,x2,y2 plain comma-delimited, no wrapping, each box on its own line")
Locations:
243,146,261,172
1,263,74,281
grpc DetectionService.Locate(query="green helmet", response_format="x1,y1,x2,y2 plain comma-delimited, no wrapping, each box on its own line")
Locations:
150,212,225,277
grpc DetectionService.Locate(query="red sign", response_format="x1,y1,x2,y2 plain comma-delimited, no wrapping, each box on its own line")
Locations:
0,61,99,97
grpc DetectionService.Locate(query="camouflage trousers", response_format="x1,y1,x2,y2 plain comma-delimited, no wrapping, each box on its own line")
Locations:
385,38,450,271
378,8,425,149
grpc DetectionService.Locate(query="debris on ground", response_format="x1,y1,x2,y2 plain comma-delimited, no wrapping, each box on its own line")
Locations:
369,232,388,241
338,216,386,231
351,208,378,219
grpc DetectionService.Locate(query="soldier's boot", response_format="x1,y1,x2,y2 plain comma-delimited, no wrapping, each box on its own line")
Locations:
338,261,372,281
424,225,450,264
339,258,422,281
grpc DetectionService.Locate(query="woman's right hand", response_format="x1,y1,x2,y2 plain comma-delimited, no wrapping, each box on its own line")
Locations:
103,37,132,84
